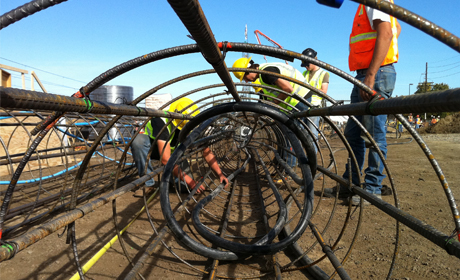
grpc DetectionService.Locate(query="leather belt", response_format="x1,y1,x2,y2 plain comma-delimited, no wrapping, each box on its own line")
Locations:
356,63,393,75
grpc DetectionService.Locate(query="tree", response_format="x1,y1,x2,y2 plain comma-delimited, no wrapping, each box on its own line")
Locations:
413,82,450,119
414,82,449,94
432,83,449,92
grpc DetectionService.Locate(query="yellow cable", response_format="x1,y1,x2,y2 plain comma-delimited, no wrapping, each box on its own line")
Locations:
69,189,158,280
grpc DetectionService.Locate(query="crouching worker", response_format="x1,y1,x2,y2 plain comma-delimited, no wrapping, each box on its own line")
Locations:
131,97,229,197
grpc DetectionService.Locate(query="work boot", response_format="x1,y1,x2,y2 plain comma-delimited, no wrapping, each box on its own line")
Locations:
350,193,382,206
381,185,392,196
323,186,352,198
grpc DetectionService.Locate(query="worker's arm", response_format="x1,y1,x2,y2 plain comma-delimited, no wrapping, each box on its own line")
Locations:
203,147,229,188
360,19,393,101
273,78,294,104
157,140,205,193
321,82,329,94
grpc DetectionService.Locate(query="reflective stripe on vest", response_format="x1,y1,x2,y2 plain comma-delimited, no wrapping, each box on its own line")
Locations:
303,68,327,106
258,63,309,110
348,0,399,71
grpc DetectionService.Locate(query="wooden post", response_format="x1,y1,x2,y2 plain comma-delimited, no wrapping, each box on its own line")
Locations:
1,69,11,87
31,71,48,93
0,64,28,89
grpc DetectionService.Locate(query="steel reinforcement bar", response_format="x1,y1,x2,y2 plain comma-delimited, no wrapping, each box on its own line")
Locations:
291,88,460,118
318,166,460,259
0,87,192,121
167,0,240,102
0,0,68,30
0,167,164,262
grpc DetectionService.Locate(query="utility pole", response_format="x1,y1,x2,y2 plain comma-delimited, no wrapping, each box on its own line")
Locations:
425,62,428,93
424,62,428,121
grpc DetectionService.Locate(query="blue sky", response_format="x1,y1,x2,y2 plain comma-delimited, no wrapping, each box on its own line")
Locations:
1,0,459,104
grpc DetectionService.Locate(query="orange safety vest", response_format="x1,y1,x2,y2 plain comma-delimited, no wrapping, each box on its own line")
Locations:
348,0,399,71
408,115,413,123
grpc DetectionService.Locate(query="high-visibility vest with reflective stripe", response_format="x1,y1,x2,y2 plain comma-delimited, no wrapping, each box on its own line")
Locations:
258,63,309,110
144,118,176,152
303,68,327,106
348,0,399,71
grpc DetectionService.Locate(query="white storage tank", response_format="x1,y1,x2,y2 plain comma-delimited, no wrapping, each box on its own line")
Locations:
87,85,134,141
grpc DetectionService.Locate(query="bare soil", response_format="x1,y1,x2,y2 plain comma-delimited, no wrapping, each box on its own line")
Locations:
1,133,460,280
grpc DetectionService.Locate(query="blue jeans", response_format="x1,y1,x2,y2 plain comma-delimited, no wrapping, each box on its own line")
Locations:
307,116,320,154
131,133,156,187
342,64,396,194
398,124,403,132
285,101,310,167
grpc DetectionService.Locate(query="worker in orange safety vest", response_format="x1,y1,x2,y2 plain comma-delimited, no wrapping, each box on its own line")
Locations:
324,0,402,206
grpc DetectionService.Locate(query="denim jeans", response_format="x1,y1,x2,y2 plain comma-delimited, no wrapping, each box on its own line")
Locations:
342,64,396,194
131,133,156,187
307,116,320,154
285,101,311,167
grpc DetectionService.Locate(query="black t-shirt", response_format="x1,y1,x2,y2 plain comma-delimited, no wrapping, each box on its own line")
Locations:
259,66,280,100
149,118,180,160
260,66,280,85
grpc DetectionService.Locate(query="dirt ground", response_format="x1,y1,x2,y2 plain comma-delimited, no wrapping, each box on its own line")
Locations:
1,132,459,280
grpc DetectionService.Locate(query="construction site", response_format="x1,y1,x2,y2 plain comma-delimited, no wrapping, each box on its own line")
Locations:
1,0,460,279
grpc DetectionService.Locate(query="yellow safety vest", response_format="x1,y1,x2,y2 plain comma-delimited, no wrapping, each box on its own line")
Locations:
258,63,309,111
303,68,327,106
144,118,176,152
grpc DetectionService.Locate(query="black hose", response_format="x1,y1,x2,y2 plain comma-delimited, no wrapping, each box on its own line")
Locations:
180,102,317,176
191,146,288,253
161,102,314,259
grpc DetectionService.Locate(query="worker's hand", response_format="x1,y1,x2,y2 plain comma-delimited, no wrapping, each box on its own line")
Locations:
360,74,376,101
220,175,229,188
190,180,206,194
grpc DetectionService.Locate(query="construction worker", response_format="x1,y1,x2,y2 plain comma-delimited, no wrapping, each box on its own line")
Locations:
408,113,414,127
301,47,330,153
397,119,403,137
232,57,311,169
324,0,401,205
232,57,310,111
415,115,421,129
131,97,229,197
431,116,437,126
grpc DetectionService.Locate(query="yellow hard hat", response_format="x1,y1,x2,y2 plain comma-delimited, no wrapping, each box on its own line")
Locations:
252,79,263,92
169,97,200,129
232,57,252,81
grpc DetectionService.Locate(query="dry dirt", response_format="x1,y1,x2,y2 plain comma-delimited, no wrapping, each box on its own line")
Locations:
1,133,460,280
